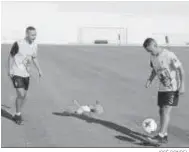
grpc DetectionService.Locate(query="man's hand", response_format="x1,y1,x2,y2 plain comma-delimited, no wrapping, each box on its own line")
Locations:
32,57,42,79
176,65,185,95
38,70,43,78
8,70,13,78
145,79,152,88
145,69,156,88
179,84,185,95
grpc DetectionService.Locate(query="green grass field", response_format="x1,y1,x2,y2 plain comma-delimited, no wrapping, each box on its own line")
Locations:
1,44,189,147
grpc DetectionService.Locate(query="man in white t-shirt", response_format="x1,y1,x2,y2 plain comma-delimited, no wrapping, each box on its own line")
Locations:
8,26,43,125
143,38,185,144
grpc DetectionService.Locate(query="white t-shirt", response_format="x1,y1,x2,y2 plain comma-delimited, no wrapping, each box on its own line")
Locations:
10,39,38,77
150,49,182,92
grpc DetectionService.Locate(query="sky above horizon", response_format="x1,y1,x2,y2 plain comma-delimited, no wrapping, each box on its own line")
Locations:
2,1,189,16
2,1,189,44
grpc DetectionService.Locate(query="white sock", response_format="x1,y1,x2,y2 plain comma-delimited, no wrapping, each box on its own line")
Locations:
164,132,168,136
16,112,21,116
158,133,165,137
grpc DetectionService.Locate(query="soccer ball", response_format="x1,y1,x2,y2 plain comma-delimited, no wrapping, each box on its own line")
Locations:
142,118,157,134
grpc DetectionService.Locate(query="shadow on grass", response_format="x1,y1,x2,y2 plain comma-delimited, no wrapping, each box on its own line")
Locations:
115,135,136,142
1,104,11,109
53,111,156,147
1,108,13,121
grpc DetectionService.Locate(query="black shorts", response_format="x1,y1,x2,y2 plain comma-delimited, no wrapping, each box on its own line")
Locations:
158,91,179,108
11,75,30,90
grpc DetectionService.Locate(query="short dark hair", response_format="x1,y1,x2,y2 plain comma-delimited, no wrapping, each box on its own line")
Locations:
143,38,156,48
26,26,36,32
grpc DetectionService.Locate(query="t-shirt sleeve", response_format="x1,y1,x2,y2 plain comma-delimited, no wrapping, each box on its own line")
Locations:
169,52,182,68
10,42,19,57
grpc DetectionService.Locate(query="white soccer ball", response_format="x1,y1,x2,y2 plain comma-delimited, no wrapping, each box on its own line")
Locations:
142,118,157,134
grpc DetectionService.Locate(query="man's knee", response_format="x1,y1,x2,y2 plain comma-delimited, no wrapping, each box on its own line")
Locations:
16,89,26,99
163,105,172,115
23,94,27,100
17,94,25,100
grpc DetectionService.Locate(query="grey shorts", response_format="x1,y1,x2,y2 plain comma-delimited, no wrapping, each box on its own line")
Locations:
11,75,30,90
158,91,179,108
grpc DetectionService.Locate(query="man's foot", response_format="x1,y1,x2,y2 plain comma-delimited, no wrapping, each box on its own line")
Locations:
12,115,23,125
149,134,168,144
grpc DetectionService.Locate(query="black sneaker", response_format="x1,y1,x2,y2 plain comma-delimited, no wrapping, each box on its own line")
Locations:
12,115,23,125
151,135,168,144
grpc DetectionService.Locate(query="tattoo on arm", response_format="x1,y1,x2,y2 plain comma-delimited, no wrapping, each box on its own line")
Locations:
10,42,19,57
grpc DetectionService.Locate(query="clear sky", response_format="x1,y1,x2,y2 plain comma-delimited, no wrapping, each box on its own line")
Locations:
2,1,189,44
